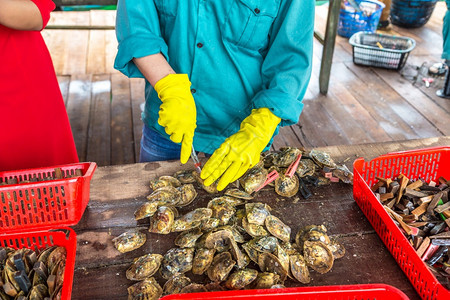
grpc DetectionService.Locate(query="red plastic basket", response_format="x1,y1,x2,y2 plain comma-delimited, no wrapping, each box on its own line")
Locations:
0,162,96,300
353,146,450,300
0,228,77,300
0,162,96,232
161,283,409,299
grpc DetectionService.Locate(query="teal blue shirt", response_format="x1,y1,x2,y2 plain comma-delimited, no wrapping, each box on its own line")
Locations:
114,0,314,154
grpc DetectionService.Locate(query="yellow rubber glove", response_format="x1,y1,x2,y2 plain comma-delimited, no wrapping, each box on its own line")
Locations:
201,107,281,191
154,74,197,164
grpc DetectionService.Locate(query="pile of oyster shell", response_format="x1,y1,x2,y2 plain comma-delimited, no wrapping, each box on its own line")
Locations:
0,246,66,300
113,147,347,300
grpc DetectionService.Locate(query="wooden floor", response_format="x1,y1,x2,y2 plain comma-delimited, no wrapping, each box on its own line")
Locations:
43,3,450,167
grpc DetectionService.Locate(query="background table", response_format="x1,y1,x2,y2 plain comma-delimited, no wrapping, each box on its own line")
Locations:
71,136,450,299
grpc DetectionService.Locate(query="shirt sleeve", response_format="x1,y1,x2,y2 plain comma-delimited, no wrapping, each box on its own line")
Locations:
252,0,314,127
30,0,55,29
114,0,169,78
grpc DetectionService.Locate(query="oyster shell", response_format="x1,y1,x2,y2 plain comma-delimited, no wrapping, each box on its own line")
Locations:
275,244,290,276
258,252,287,281
332,164,353,184
295,159,316,178
180,283,208,294
273,147,302,167
242,218,269,237
134,201,159,220
252,272,281,289
263,152,278,168
225,268,258,290
174,228,203,248
208,196,244,208
303,241,334,274
245,203,271,226
177,184,198,207
280,241,299,256
205,229,234,252
224,188,253,200
265,215,291,242
174,170,196,184
248,236,278,253
163,275,191,295
127,277,162,300
192,171,218,194
242,217,268,238
126,254,163,281
208,199,236,225
217,225,246,243
149,206,176,234
309,149,336,169
171,208,212,232
239,164,267,194
207,252,236,282
199,218,221,232
28,284,49,299
37,246,57,264
327,238,345,259
242,242,259,264
289,254,310,283
150,176,181,190
204,282,227,292
160,248,195,280
192,248,216,275
274,174,299,198
295,225,330,249
229,238,248,269
146,186,181,206
271,284,286,289
112,230,146,253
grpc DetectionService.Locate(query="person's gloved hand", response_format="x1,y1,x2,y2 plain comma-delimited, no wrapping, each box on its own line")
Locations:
154,74,197,164
201,107,281,191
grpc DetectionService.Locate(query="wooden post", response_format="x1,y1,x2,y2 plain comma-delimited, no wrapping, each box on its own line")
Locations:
319,0,341,95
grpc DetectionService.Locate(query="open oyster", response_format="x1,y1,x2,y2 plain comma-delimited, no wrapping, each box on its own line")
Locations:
112,230,146,253
225,268,258,290
303,241,334,274
127,277,162,300
265,215,291,242
207,252,236,282
163,275,191,295
126,254,163,281
289,254,310,283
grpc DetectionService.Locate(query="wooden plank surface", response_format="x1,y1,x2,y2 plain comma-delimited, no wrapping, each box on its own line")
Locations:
57,75,71,106
111,73,135,165
86,74,112,166
70,137,450,300
66,74,92,162
130,78,145,163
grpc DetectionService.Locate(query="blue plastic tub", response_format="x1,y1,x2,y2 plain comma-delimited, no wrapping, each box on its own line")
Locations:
390,0,438,28
338,0,386,38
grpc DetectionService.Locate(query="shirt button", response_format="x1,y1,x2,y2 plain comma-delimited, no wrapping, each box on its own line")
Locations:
191,88,197,94
254,8,260,14
197,43,203,48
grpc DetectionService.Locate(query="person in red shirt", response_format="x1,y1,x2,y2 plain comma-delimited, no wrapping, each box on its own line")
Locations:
0,0,79,171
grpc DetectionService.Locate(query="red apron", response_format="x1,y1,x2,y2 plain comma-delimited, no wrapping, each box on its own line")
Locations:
0,0,79,171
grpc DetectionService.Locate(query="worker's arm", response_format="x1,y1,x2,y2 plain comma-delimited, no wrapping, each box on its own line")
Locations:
133,53,175,87
0,0,43,30
114,0,169,78
115,0,196,164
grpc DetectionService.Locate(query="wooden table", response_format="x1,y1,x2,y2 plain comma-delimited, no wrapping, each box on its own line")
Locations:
71,137,450,299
